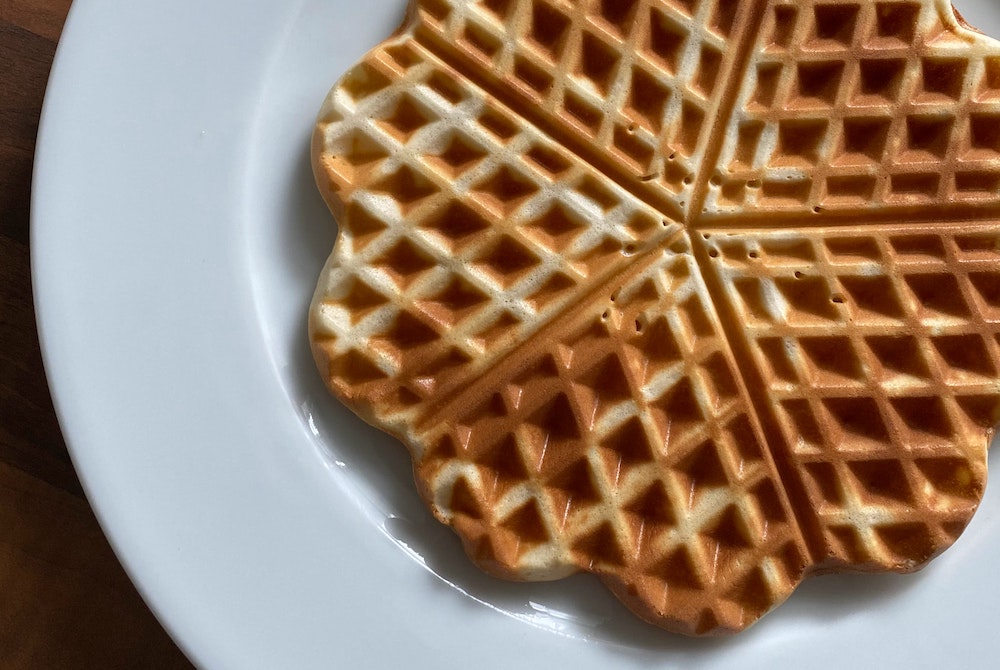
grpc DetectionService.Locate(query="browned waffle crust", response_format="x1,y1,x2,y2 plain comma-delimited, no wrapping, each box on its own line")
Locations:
309,0,1000,634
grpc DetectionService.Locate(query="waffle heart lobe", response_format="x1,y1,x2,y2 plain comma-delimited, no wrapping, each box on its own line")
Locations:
309,0,1000,634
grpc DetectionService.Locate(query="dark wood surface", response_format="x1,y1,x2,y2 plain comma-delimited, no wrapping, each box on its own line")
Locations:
1,2,195,667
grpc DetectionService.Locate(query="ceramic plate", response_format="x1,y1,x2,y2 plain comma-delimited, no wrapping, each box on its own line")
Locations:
32,1,1000,667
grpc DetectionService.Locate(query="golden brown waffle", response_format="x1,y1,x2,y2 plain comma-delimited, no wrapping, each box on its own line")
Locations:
309,0,1000,634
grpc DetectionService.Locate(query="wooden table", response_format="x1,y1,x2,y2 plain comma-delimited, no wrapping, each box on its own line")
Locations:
1,2,194,667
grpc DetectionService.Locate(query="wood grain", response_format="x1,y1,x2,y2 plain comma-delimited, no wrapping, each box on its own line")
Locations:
1,1,194,667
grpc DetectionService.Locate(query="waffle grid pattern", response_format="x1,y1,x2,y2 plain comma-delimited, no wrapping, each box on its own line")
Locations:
312,38,677,431
413,0,756,218
311,0,1000,634
706,0,1000,215
706,225,999,568
416,249,804,633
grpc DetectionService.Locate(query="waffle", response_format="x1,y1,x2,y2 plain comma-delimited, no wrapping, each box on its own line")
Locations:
309,0,1000,635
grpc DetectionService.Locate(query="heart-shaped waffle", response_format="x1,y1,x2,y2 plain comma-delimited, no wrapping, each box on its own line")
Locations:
309,0,1000,634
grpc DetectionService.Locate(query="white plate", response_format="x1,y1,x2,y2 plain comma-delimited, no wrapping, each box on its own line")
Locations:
31,1,1000,668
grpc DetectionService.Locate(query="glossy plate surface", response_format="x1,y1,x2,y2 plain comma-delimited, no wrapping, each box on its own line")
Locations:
32,1,1000,667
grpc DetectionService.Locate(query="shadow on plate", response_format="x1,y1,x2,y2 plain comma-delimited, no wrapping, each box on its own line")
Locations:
278,135,935,656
